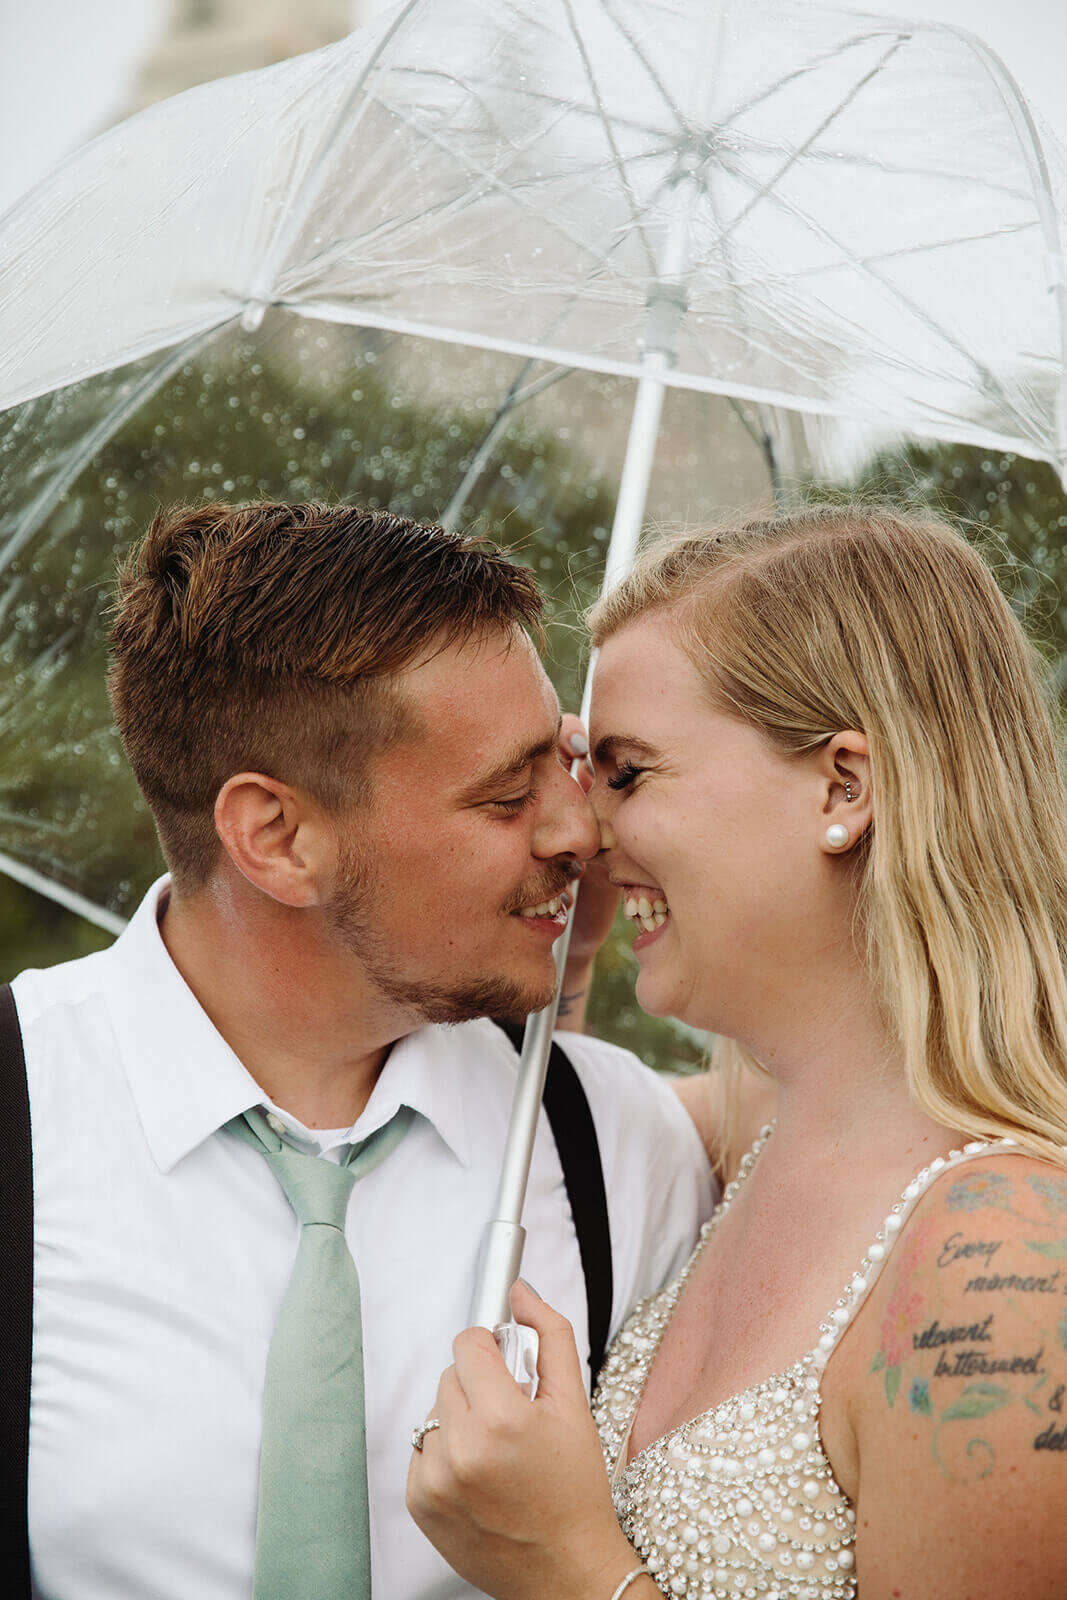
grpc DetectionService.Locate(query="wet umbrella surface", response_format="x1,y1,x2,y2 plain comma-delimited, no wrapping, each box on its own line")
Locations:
0,0,1065,927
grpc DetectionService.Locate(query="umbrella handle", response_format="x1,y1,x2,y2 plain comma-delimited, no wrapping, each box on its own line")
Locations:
494,1318,540,1400
470,1217,528,1330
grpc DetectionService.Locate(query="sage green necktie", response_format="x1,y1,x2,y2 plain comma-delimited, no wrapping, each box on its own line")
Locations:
231,1104,415,1600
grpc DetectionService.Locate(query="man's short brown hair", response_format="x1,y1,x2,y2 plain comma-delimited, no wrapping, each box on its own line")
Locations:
108,501,544,889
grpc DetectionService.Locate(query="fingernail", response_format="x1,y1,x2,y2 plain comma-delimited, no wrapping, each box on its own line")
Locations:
568,732,589,755
518,1277,542,1299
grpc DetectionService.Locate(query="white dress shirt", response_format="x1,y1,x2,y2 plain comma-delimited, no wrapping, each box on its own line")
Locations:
16,877,714,1600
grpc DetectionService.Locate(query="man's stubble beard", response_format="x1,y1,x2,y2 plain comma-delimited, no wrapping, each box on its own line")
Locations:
325,839,555,1026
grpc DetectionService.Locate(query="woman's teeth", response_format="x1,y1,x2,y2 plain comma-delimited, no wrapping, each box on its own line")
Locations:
624,895,669,934
517,894,565,919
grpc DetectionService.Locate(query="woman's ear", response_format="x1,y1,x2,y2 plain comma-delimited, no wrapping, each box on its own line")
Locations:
817,731,873,856
213,773,330,906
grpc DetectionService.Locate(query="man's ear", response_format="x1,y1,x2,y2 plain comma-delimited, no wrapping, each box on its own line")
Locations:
213,773,330,907
816,731,873,856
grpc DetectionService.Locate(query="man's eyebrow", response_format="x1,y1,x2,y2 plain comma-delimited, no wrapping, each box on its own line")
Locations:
593,733,661,765
459,720,562,798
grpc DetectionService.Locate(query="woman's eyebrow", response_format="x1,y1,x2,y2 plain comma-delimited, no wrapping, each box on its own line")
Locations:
593,734,660,765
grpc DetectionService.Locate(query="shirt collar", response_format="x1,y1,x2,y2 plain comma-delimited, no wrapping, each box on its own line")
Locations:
358,1022,481,1168
99,877,497,1174
99,878,265,1173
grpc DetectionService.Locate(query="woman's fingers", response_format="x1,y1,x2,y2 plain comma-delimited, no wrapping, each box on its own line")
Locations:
559,713,590,761
447,1287,589,1411
431,1360,470,1419
449,1323,526,1423
559,713,594,792
508,1280,590,1403
408,1287,630,1600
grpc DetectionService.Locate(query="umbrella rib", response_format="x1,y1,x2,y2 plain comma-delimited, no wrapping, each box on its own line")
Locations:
458,80,681,144
281,89,586,286
0,808,66,839
726,394,770,456
471,85,1035,209
0,850,126,936
718,35,908,245
471,87,1036,209
595,0,687,133
767,144,1033,203
281,149,661,356
440,361,576,532
952,18,1067,471
242,0,426,312
0,326,226,579
376,105,640,283
699,156,766,419
738,178,1020,415
557,0,658,279
713,26,905,133
777,220,1036,283
273,298,1059,471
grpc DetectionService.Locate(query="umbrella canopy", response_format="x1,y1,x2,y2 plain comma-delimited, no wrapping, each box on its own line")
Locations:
1,0,1066,927
2,0,1065,456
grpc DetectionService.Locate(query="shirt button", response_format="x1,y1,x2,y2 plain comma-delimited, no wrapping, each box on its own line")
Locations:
266,1112,287,1136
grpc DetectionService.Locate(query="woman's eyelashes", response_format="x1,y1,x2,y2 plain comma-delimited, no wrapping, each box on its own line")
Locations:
606,760,647,792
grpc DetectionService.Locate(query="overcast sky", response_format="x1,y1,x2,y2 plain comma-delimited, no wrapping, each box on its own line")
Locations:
1,0,1064,216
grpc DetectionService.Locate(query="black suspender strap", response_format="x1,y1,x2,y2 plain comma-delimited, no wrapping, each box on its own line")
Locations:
0,982,33,1598
495,1020,614,1385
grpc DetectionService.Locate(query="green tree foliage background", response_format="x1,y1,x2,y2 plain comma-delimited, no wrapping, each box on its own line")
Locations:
3,324,1065,1073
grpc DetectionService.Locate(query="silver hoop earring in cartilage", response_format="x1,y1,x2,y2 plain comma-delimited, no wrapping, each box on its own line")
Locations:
844,780,855,803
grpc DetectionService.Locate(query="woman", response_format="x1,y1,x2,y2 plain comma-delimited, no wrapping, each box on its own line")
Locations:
408,506,1067,1599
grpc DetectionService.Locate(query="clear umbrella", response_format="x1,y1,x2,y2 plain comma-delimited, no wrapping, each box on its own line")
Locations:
3,0,1066,924
3,0,1065,455
1,0,1065,1334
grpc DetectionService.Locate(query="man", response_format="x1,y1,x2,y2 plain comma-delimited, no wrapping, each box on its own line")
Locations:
13,501,712,1599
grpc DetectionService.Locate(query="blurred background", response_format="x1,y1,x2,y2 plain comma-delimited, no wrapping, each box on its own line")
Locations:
1,0,1065,1073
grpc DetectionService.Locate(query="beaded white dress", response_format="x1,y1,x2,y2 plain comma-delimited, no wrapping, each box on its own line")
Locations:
593,1125,1003,1600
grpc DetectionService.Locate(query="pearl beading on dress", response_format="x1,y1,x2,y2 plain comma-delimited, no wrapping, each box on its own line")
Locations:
593,1126,1006,1599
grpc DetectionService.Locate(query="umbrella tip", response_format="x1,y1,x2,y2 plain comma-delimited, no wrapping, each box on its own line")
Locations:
240,299,268,333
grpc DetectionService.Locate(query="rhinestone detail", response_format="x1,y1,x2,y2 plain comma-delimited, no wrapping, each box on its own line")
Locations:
593,1126,1001,1598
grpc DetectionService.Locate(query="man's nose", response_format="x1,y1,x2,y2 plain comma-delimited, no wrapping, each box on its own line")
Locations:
533,766,600,861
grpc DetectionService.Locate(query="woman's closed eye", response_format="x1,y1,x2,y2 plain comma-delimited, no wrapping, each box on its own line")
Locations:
606,760,647,792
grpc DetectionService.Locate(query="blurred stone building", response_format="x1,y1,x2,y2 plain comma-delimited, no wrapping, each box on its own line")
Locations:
129,2,365,108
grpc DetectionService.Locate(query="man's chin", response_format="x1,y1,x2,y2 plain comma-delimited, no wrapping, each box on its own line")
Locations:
412,969,558,1027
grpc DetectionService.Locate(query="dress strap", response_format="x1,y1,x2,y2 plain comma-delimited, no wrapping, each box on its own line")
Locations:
605,1121,775,1483
810,1137,1014,1373
703,1121,775,1232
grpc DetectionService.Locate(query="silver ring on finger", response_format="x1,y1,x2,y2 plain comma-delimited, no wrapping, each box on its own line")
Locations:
411,1417,442,1452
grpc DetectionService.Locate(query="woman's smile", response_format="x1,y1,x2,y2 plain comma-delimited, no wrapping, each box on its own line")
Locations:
614,882,671,947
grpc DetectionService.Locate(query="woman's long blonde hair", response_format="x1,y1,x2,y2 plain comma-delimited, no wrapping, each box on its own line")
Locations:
589,505,1067,1167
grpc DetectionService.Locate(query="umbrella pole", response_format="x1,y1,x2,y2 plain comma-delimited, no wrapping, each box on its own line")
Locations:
468,358,672,1342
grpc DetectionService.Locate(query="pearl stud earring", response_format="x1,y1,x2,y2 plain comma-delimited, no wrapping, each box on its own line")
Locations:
825,823,850,849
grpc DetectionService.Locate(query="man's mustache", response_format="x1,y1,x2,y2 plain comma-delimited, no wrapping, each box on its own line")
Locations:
502,870,573,914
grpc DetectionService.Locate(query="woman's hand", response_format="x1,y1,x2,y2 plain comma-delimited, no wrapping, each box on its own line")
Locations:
407,1282,645,1600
